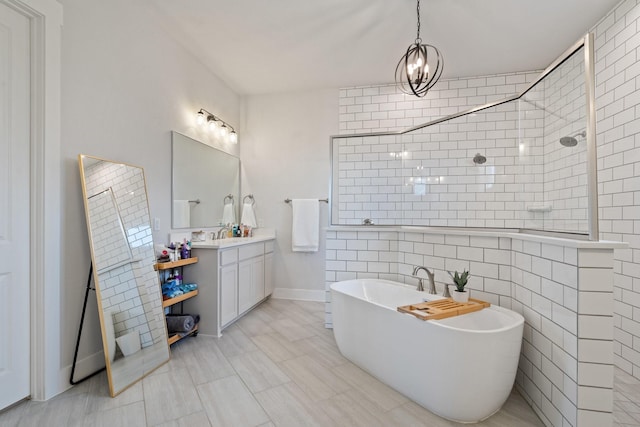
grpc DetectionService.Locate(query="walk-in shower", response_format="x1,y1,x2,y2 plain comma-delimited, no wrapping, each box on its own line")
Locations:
330,33,598,240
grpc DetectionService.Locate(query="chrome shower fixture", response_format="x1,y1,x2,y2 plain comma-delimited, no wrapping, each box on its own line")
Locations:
559,130,586,147
472,153,487,165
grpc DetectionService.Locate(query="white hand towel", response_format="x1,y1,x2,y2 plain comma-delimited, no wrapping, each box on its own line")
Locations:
241,202,258,228
222,203,235,225
291,199,319,252
173,200,190,228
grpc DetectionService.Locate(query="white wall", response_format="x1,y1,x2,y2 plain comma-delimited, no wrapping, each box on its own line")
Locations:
58,0,241,389
241,90,339,299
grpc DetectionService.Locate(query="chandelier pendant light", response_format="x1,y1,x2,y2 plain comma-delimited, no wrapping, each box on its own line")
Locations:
395,0,443,97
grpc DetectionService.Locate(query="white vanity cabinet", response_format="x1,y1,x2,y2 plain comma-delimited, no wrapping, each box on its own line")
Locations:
183,237,274,337
219,262,238,327
238,254,264,315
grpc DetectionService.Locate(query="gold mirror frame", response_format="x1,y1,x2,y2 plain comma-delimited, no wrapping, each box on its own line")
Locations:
78,154,169,396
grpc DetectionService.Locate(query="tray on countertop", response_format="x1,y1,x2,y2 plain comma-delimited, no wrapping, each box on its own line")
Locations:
397,298,490,321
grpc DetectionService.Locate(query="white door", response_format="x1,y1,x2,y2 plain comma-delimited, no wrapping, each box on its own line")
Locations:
0,2,31,409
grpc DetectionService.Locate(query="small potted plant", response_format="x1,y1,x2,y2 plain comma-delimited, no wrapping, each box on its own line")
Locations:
448,269,470,303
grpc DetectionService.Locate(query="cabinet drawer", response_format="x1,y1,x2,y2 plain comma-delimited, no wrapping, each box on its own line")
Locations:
238,243,264,260
220,248,238,266
265,240,274,253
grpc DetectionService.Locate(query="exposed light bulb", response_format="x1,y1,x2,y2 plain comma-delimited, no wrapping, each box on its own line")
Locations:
196,109,236,143
229,130,238,144
196,111,205,126
207,117,217,131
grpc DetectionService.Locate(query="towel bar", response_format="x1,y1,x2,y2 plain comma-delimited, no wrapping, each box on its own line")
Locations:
284,198,329,203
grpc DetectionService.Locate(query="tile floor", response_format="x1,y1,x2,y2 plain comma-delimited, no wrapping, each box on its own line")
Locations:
0,298,635,426
615,367,640,427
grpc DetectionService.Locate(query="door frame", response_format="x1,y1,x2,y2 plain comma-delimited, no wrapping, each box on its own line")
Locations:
1,0,62,401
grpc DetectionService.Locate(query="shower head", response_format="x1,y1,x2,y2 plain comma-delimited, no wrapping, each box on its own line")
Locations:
559,136,578,147
559,131,586,147
472,153,487,165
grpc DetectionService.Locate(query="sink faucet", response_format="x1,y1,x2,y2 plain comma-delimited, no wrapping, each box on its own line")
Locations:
412,266,436,294
216,225,230,239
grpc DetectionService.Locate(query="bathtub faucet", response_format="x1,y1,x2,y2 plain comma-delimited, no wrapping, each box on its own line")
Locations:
412,266,436,294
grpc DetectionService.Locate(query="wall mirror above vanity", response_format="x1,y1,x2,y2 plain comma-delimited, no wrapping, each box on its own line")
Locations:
78,154,170,397
172,131,240,229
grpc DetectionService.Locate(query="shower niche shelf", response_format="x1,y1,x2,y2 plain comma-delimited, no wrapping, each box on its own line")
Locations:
526,205,553,213
527,205,553,212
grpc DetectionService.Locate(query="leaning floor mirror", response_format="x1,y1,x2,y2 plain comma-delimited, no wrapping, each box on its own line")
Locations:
78,154,169,396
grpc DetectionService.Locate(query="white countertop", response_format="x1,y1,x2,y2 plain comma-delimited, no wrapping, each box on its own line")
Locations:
191,231,276,249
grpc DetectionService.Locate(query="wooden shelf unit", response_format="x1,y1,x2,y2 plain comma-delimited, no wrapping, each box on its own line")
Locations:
162,289,198,308
155,257,199,345
155,257,198,271
167,325,198,345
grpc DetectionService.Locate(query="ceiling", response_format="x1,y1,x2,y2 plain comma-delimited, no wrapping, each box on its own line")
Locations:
149,0,620,96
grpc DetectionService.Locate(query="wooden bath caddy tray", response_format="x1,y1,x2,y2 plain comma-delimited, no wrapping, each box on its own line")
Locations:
397,298,491,321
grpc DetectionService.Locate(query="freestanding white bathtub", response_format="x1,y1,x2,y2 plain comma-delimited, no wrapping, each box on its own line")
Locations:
330,279,524,423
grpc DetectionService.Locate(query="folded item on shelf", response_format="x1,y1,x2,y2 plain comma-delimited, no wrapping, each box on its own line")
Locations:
178,283,198,293
166,315,195,333
162,280,184,299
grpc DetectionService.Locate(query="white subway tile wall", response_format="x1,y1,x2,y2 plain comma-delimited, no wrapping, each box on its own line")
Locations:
334,60,589,233
83,161,165,348
594,0,640,383
86,189,133,271
325,229,615,426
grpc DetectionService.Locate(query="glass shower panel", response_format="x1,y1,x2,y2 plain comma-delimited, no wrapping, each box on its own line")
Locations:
399,101,535,228
331,42,590,236
519,45,587,234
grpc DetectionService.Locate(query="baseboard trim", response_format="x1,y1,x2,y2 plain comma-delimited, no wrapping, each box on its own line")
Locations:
57,350,105,397
272,288,324,302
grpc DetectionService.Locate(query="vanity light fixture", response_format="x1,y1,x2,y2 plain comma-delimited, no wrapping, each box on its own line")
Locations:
395,0,443,97
195,108,238,144
196,110,206,125
229,130,238,144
